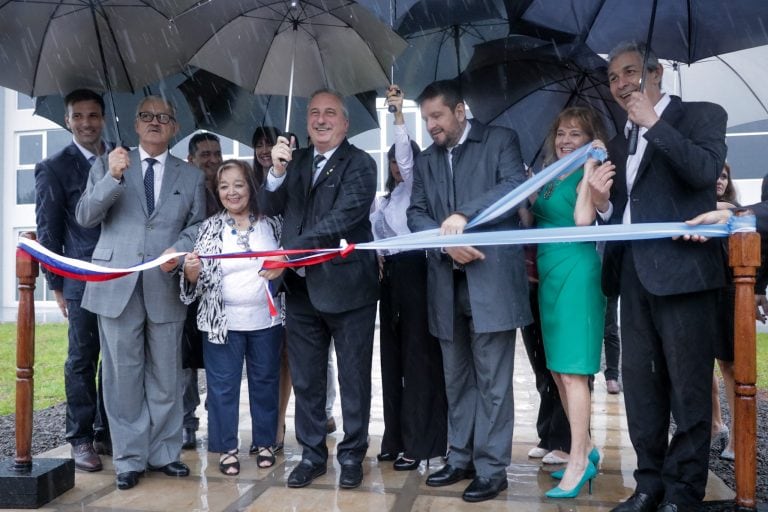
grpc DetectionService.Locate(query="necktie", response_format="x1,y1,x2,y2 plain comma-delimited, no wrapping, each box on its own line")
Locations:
312,154,326,185
144,158,156,215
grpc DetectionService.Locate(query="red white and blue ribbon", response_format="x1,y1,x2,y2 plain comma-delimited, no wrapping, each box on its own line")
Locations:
17,141,753,286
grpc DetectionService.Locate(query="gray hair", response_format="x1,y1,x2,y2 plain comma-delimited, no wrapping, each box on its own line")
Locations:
308,88,349,120
607,41,660,73
135,95,176,118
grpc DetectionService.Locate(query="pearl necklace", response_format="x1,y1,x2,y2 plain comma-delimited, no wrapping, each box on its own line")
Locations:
226,214,256,251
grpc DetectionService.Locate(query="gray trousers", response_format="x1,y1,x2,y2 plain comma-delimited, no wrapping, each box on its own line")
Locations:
97,282,184,474
439,272,516,478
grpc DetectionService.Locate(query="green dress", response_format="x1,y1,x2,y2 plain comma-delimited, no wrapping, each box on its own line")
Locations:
531,168,605,375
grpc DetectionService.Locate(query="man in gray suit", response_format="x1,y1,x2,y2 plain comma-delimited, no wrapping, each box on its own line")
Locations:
407,80,531,503
76,96,206,491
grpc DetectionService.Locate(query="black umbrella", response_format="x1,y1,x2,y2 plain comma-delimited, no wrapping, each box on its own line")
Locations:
461,36,624,167
185,0,406,131
393,0,511,96
517,0,768,64
35,69,380,148
518,0,768,154
0,0,222,142
178,71,380,145
34,72,197,149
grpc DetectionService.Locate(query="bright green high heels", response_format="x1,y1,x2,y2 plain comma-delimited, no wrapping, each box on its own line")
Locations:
551,447,599,480
544,460,597,499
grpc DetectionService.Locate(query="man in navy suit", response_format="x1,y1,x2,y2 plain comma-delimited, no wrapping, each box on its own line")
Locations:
589,42,727,512
34,88,111,472
260,89,379,490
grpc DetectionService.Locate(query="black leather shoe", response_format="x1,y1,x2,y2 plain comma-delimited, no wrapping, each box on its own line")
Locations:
287,460,327,488
393,456,420,471
462,475,508,503
148,461,190,477
426,464,476,487
376,452,397,462
656,504,677,512
339,462,364,489
116,471,143,490
182,428,197,449
611,492,660,512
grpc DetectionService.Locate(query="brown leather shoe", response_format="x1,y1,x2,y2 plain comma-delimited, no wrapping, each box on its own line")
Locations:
72,442,103,472
606,379,621,394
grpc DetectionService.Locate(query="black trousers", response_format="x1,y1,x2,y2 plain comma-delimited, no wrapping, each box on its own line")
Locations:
283,273,376,466
379,251,447,459
520,284,570,452
620,249,715,506
602,294,621,381
65,299,109,445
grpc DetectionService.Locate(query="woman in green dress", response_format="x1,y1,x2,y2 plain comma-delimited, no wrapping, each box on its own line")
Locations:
531,107,614,499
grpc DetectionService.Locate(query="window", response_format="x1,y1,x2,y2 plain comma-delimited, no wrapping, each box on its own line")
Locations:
19,134,43,165
16,130,73,205
17,93,35,110
219,138,234,156
47,129,71,155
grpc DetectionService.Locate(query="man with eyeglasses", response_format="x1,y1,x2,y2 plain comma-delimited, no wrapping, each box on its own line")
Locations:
76,95,206,491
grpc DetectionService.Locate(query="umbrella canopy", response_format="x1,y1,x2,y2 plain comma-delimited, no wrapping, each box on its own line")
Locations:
177,71,380,145
461,36,624,167
0,0,214,96
187,0,407,98
34,71,200,149
393,0,511,96
662,45,768,128
517,0,768,63
34,69,380,148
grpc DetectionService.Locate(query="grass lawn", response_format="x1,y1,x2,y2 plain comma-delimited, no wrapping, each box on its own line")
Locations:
0,323,766,417
0,322,68,416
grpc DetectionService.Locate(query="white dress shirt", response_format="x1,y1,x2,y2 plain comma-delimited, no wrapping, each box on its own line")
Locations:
138,146,167,204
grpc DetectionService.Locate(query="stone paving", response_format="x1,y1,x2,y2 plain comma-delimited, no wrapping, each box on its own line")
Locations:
10,331,734,511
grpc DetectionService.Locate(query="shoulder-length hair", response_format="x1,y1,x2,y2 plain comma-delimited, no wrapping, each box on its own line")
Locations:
542,106,608,166
216,159,261,218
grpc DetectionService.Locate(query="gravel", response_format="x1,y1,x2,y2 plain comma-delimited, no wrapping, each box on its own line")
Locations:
0,375,764,504
0,370,207,460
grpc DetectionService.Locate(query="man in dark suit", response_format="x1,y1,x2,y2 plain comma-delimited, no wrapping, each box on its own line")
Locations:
588,42,727,512
259,89,379,490
406,80,532,503
76,96,206,491
34,88,111,472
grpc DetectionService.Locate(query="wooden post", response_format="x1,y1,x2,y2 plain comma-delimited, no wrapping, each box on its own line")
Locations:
729,229,760,510
1,232,74,507
13,232,38,472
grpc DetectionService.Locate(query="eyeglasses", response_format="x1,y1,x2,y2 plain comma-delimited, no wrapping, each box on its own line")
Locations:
137,111,176,124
